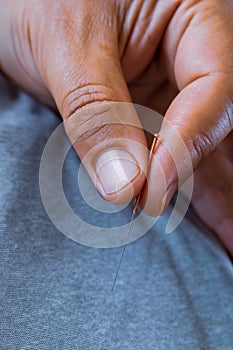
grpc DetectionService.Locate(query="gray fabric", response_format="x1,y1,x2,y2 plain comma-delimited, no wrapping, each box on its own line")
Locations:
0,75,233,350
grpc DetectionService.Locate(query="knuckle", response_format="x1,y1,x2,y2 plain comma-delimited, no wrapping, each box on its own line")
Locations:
190,133,215,165
76,123,113,146
224,102,233,131
61,83,117,120
63,86,125,155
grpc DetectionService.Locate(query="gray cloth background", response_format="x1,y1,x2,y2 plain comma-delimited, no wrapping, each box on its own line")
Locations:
0,75,233,350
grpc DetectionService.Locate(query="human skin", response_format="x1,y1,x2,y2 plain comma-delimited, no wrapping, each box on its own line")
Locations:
0,0,233,254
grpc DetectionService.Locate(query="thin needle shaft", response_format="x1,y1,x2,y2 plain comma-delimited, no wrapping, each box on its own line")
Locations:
111,211,135,293
111,134,158,292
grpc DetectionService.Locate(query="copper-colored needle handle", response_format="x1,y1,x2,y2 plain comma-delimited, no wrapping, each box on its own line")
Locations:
132,133,158,215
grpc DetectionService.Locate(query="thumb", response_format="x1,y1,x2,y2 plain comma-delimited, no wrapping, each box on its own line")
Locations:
141,76,233,215
40,22,148,203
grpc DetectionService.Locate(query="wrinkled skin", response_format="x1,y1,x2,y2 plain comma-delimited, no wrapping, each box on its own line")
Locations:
1,0,233,254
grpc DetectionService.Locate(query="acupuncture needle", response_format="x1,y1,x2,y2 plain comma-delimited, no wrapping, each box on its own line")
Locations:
111,134,159,292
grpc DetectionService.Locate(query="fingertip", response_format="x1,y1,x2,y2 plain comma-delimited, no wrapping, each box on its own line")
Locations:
95,148,146,204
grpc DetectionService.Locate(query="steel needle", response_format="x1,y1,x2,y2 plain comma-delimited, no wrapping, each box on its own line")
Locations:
111,134,158,292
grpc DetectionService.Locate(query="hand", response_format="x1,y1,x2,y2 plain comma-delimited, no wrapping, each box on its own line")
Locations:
192,131,233,254
1,0,232,252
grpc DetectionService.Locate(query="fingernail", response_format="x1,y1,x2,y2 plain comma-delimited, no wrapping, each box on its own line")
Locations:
161,183,177,214
96,149,140,195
